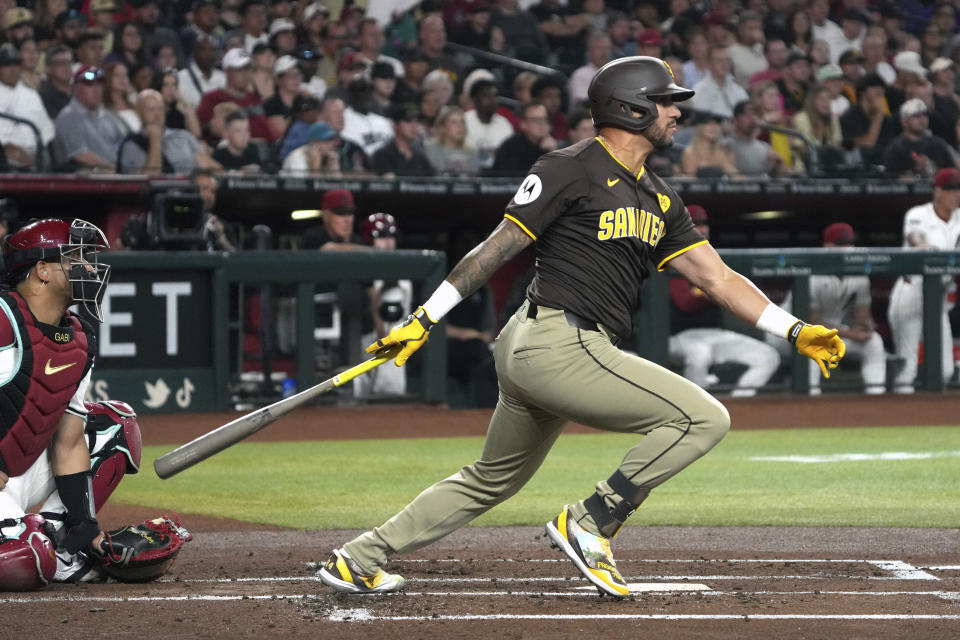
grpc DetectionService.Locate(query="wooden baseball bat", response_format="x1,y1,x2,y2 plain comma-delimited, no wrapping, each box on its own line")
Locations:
153,346,401,479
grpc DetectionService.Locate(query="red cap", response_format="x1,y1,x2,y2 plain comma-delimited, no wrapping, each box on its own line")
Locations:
687,204,708,224
322,188,355,214
823,222,855,245
73,65,103,84
636,28,663,45
339,51,367,72
704,11,731,27
934,168,960,189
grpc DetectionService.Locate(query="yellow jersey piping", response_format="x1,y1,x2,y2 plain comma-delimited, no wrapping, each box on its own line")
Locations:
656,240,709,272
504,213,537,240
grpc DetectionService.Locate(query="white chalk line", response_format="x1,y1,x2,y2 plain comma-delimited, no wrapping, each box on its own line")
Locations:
749,451,960,463
328,609,960,622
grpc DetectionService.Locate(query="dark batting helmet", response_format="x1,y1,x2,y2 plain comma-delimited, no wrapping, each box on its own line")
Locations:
2,218,111,321
362,212,398,244
587,56,694,132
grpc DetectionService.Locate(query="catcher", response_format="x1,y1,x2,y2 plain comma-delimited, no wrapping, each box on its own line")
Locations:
0,218,190,590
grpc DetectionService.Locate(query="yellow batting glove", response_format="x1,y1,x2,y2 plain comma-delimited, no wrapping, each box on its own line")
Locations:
789,321,847,379
365,306,436,367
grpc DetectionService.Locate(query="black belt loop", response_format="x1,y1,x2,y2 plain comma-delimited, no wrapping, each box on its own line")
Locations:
527,301,538,319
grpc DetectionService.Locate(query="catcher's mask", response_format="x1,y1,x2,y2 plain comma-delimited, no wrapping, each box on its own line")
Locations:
587,56,694,132
3,218,111,322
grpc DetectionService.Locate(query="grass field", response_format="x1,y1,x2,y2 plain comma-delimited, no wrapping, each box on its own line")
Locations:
116,425,960,529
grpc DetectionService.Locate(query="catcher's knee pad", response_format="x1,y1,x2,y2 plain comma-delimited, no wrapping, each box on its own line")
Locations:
85,400,142,512
0,514,57,590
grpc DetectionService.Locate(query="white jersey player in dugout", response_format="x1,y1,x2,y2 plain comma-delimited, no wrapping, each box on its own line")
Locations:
887,168,960,393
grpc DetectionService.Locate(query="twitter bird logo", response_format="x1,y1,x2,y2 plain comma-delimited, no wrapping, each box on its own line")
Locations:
144,379,171,409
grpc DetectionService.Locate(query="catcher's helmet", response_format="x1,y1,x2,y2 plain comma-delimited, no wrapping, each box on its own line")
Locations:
2,218,111,322
362,212,398,244
587,56,694,132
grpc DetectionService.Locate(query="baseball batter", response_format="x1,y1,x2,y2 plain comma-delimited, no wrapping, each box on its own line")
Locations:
887,168,960,393
318,57,845,598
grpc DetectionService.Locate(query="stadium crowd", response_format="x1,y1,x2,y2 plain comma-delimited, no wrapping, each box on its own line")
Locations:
0,0,958,179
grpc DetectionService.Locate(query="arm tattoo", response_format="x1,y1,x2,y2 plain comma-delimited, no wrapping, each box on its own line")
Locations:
447,220,533,298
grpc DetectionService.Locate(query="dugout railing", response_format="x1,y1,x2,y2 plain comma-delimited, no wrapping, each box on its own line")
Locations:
638,247,960,394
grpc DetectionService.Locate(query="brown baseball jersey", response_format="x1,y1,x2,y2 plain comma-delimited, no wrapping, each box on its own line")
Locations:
504,136,706,340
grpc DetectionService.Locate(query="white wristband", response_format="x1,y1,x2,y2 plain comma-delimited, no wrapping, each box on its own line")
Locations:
756,303,800,340
421,280,463,323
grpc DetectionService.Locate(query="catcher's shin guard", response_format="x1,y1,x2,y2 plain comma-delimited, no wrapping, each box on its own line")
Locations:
318,548,405,594
0,514,57,590
546,507,629,597
85,400,142,512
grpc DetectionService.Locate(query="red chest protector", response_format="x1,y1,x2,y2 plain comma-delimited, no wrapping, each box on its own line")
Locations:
0,290,95,477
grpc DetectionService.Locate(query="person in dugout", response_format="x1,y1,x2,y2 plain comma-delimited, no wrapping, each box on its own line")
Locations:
0,218,190,590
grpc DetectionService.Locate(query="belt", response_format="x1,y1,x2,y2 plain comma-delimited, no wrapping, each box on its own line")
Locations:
527,301,601,333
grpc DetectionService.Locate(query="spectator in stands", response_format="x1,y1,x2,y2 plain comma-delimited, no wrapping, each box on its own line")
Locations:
669,205,780,397
565,109,595,145
862,32,895,85
370,103,434,178
0,43,53,169
530,0,591,69
106,22,145,68
930,57,960,146
419,68,454,123
197,47,274,142
277,92,320,162
727,11,767,87
682,28,710,89
703,11,736,48
335,51,367,92
177,33,224,109
4,7,34,45
883,98,958,178
748,39,788,88
530,75,567,142
512,70,536,119
103,62,141,133
425,105,478,177
827,9,868,66
301,188,368,251
817,63,851,117
53,9,85,50
810,38,831,70
417,14,459,85
249,42,276,100
728,100,784,177
341,78,393,158
75,30,106,69
16,38,40,91
268,17,296,57
775,50,812,116
240,0,268,52
634,28,664,59
295,45,326,98
130,61,156,93
489,0,549,66
87,1,116,51
680,113,739,178
118,89,218,174
784,7,813,54
53,66,126,170
38,43,72,120
131,0,183,68
838,48,865,105
691,45,749,119
752,80,789,128
298,3,328,50
489,102,555,176
355,17,403,79
463,78,512,172
840,73,898,169
369,61,396,116
318,94,367,173
920,21,946,69
263,55,301,140
181,0,224,51
316,20,347,89
152,42,177,72
809,0,841,59
606,11,634,59
281,119,339,174
888,51,928,118
793,85,844,171
212,110,262,172
154,68,202,138
568,31,611,106
450,0,492,50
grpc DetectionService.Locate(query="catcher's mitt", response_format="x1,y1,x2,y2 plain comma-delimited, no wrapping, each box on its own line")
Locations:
93,516,192,583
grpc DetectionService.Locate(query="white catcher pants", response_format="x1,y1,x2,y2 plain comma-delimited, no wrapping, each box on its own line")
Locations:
669,328,781,397
887,278,954,392
0,450,66,539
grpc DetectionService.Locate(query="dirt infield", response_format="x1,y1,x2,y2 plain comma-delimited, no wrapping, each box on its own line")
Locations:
5,395,959,638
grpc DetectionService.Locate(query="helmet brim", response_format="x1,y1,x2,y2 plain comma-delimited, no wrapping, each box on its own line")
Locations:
647,84,695,102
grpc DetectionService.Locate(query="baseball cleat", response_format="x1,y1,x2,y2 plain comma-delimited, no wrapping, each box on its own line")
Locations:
53,550,106,584
317,548,405,594
545,507,628,597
